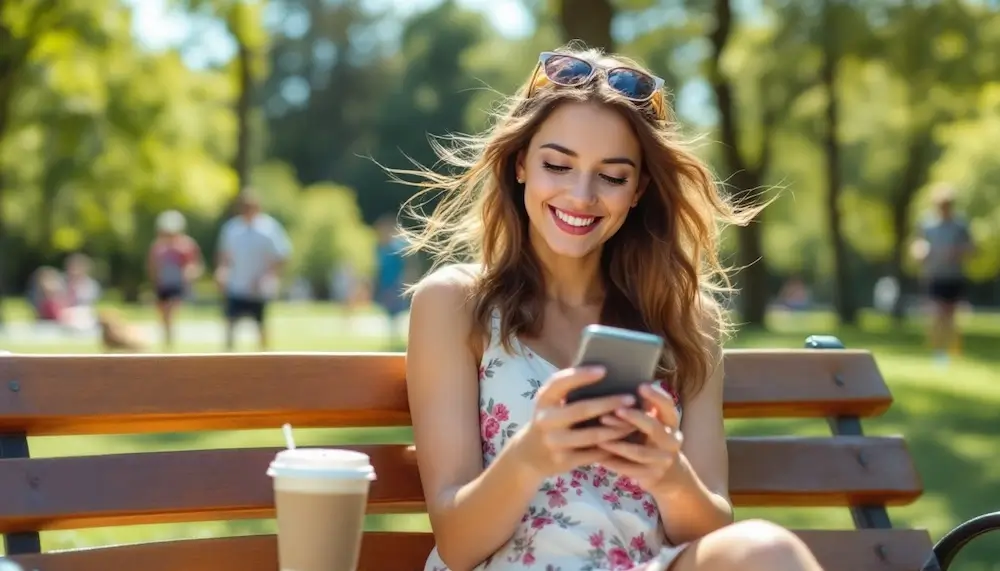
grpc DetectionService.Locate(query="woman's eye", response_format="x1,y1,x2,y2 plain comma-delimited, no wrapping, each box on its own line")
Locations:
542,161,570,173
600,174,628,185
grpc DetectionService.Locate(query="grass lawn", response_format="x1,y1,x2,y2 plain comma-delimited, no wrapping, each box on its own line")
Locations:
3,302,998,569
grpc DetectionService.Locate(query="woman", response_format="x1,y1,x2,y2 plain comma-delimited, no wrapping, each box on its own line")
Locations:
147,210,203,349
400,47,824,571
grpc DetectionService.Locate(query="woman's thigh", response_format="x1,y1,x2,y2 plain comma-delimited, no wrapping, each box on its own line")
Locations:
668,519,823,571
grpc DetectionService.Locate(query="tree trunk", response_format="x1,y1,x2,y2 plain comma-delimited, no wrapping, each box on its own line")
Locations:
709,0,769,327
735,214,769,326
821,0,855,325
557,0,615,51
888,132,935,323
234,39,253,192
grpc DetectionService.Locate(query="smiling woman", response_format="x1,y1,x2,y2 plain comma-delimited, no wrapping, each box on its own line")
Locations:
387,45,819,571
518,108,643,255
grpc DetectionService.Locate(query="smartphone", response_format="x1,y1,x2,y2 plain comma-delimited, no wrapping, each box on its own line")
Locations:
565,324,664,429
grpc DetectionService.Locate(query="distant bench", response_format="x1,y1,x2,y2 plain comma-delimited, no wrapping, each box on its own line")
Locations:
0,337,996,571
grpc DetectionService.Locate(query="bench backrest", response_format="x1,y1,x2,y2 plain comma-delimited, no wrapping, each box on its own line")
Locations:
0,350,931,571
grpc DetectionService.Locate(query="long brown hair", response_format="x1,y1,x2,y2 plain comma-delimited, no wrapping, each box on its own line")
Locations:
395,45,758,398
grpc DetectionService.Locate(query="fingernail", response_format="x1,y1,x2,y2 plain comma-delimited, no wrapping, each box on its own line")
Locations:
621,395,635,405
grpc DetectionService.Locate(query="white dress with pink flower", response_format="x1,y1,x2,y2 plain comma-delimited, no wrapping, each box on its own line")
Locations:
423,314,688,571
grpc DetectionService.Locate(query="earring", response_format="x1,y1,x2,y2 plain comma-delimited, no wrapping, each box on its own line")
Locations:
517,176,525,184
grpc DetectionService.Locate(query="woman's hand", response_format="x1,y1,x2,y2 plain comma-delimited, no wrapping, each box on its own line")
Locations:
510,365,637,483
595,383,685,492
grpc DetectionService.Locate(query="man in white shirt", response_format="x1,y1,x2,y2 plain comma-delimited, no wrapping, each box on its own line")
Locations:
215,190,292,351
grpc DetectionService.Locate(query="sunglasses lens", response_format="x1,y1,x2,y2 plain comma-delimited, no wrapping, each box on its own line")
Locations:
543,55,594,86
607,68,657,101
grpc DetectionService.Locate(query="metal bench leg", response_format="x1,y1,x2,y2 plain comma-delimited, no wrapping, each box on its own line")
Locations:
0,433,41,555
805,335,895,531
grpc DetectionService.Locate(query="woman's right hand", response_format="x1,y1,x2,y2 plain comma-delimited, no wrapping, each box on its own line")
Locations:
510,365,637,482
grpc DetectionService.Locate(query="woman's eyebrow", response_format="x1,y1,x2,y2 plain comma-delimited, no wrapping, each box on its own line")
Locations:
539,142,637,168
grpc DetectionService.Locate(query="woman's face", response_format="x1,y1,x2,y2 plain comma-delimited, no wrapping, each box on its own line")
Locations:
516,101,645,261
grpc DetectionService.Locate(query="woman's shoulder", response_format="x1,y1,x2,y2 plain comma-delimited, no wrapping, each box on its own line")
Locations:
409,264,487,356
410,263,482,315
411,263,481,297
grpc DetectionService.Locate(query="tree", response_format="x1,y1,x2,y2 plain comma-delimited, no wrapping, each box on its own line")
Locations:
931,82,1000,281
173,0,269,192
820,0,855,324
1,0,241,299
834,0,1000,321
0,0,124,318
705,0,797,327
556,0,615,50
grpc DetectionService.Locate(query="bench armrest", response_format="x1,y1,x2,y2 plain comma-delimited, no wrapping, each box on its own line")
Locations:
924,511,1000,571
803,335,846,349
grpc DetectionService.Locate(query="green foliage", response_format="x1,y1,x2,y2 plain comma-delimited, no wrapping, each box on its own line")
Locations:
2,0,1000,307
931,82,1000,281
290,183,375,296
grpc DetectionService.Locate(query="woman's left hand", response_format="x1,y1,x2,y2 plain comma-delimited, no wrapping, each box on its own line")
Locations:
595,383,684,492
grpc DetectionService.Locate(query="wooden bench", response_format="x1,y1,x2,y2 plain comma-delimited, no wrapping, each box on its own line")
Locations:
0,337,995,571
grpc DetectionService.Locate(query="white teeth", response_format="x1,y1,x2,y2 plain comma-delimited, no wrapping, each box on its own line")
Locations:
553,208,596,227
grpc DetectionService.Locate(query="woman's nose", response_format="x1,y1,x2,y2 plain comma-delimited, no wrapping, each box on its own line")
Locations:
565,174,598,205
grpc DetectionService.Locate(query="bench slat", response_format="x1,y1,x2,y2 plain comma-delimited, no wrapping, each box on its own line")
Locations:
0,437,921,533
8,529,935,571
0,350,889,436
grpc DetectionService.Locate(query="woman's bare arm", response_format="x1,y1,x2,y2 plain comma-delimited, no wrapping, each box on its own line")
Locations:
407,267,540,571
655,337,733,544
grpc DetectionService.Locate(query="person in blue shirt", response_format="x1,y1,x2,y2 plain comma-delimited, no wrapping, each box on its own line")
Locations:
910,184,975,364
373,214,410,347
215,190,292,351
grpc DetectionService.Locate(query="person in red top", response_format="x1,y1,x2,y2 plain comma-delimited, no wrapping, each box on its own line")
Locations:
147,210,204,349
34,267,69,323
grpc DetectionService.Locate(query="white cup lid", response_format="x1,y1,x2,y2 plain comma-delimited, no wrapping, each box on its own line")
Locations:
267,448,376,480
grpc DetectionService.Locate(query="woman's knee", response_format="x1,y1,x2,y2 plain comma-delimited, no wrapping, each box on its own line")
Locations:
699,519,819,571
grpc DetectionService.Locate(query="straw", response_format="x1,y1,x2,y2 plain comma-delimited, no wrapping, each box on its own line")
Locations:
282,423,296,450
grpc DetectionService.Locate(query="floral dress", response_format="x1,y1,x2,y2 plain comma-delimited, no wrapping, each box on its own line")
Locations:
423,314,688,571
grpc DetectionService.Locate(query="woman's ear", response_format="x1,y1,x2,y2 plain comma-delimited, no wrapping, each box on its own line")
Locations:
633,174,650,207
515,150,527,184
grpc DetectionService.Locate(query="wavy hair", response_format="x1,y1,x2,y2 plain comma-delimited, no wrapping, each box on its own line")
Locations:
394,45,758,398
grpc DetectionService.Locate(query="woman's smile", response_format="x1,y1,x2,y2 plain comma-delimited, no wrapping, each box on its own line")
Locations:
548,204,603,235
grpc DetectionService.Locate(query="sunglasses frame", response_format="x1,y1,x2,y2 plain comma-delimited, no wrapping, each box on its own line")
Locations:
532,51,666,104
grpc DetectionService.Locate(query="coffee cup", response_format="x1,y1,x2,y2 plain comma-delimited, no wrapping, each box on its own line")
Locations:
268,448,376,571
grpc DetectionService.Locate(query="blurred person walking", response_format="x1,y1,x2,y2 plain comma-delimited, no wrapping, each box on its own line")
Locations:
147,210,204,349
373,214,410,348
910,184,976,365
215,189,292,352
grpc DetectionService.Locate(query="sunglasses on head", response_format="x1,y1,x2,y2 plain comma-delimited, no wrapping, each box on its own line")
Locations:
528,51,666,117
